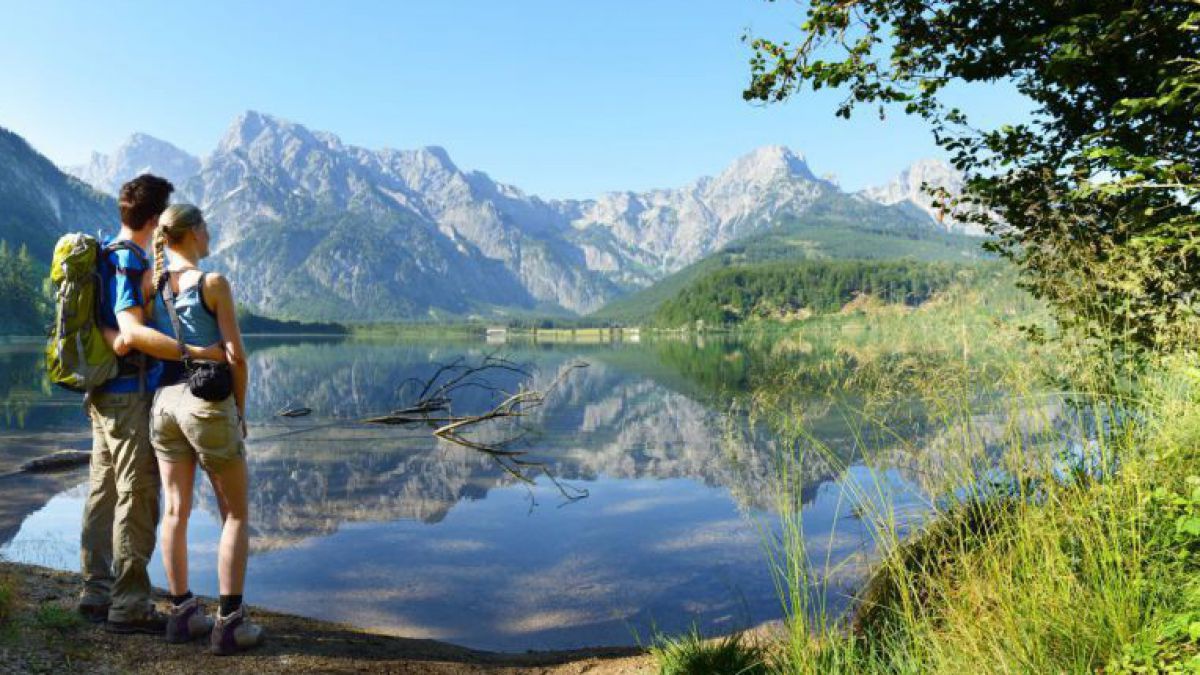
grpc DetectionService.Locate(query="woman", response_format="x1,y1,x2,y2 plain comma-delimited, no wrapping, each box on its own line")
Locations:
145,204,261,655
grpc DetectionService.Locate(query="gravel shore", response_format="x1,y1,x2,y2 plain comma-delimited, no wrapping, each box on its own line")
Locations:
0,561,652,674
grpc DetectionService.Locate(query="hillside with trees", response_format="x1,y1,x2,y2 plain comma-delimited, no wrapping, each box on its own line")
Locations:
593,193,986,323
654,260,972,326
0,241,47,335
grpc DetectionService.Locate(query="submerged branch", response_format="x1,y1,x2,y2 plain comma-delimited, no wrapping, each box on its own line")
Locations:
370,353,536,425
364,356,591,503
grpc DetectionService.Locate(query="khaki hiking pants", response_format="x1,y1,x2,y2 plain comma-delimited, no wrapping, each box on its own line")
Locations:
80,390,161,622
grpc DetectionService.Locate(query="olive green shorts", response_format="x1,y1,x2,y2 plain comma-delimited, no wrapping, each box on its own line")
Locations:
150,382,244,473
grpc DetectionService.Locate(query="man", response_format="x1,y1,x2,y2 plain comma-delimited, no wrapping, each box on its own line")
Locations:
77,174,223,634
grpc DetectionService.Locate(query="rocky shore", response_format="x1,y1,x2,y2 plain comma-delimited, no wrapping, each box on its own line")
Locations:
0,561,652,674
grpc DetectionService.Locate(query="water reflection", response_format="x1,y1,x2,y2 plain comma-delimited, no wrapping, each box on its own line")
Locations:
0,335,928,651
233,341,852,542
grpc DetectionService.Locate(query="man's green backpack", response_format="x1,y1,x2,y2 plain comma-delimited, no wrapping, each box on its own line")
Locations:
44,233,143,392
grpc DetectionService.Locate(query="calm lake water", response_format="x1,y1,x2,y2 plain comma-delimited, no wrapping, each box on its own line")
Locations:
0,334,931,651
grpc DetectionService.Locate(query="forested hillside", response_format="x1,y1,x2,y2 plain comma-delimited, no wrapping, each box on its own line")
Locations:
0,241,47,335
654,260,971,326
594,193,986,323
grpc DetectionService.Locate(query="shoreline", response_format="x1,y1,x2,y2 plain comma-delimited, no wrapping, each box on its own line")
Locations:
0,560,654,674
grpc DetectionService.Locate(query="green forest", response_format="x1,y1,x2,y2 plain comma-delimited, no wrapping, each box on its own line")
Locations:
654,260,974,326
0,240,47,335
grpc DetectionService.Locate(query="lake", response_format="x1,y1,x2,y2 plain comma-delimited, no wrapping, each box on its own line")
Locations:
0,333,932,651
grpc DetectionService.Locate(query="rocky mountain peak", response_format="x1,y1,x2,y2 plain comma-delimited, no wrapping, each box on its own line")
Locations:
220,110,270,147
122,132,173,153
382,145,461,185
718,145,816,185
419,145,454,168
862,158,961,205
899,158,961,194
216,110,317,156
64,132,199,196
858,158,985,235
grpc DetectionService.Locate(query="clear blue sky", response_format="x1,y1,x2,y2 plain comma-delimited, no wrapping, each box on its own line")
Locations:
0,0,1029,199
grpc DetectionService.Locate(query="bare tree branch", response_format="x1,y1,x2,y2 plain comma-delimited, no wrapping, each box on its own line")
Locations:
364,356,591,503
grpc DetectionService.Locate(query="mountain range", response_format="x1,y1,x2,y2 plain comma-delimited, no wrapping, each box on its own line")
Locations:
2,111,983,321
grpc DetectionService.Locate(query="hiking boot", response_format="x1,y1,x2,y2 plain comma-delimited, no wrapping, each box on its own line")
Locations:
105,606,168,635
210,605,264,655
76,601,110,625
165,597,214,644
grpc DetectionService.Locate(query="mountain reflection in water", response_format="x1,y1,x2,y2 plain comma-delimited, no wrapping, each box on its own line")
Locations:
0,336,924,651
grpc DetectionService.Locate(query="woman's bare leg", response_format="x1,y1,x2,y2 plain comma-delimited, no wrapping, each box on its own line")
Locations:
158,458,197,596
206,457,249,596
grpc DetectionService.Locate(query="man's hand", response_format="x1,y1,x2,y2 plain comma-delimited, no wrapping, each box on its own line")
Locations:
102,326,132,357
113,334,131,356
186,342,227,362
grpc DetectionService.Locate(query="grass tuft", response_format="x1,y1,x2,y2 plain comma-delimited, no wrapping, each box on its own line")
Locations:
650,626,769,675
32,603,82,632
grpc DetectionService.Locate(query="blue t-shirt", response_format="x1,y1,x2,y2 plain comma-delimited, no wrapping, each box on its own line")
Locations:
97,238,163,393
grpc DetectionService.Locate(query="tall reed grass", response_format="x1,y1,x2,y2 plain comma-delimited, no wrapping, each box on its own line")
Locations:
657,273,1200,673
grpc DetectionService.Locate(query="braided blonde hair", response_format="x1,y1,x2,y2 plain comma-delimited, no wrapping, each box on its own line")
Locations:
151,204,206,300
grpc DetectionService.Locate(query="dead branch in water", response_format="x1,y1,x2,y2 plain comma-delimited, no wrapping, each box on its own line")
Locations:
277,405,313,418
0,449,92,479
432,362,590,501
363,354,534,425
363,356,590,502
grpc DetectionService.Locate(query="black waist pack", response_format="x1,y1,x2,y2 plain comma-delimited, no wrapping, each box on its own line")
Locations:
182,357,233,402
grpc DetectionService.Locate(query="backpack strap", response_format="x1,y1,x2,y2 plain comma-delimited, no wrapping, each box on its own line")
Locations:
103,239,149,268
161,275,191,366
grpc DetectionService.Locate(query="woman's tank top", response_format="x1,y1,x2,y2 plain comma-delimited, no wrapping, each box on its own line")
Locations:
151,271,222,385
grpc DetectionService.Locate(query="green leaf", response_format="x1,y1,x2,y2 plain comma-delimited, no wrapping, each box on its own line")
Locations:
1178,517,1200,537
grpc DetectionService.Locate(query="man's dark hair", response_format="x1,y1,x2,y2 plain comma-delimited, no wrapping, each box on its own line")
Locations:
118,174,175,230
